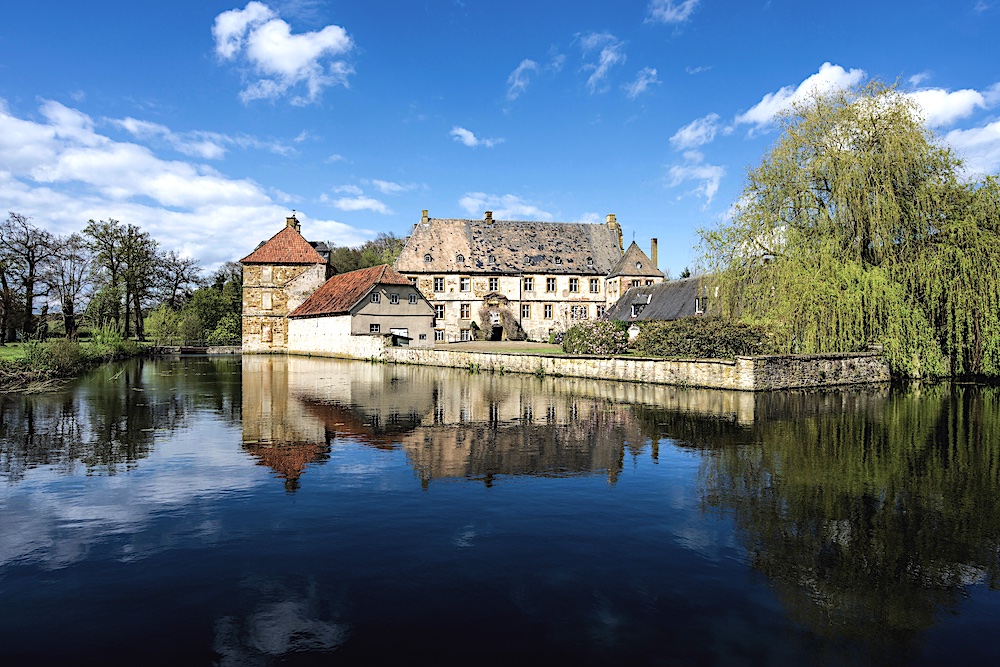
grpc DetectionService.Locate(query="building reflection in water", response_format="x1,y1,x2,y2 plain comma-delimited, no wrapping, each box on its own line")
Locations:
240,355,765,491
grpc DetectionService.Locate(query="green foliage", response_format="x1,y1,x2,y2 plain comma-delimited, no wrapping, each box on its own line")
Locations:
328,232,407,273
633,316,778,359
207,313,241,345
89,320,141,360
179,310,204,344
146,304,181,345
700,80,1000,377
43,337,85,374
562,319,629,356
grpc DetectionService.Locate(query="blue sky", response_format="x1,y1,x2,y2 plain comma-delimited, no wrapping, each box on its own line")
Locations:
1,1,998,275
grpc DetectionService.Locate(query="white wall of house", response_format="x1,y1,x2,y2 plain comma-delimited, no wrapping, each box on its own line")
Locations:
287,315,389,358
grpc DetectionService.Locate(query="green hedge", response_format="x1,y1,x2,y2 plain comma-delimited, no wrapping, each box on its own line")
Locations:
632,317,778,359
562,320,629,355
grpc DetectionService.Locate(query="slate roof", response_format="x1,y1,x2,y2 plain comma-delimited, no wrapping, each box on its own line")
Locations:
289,264,413,319
603,277,704,322
608,241,665,279
394,217,624,275
240,225,328,265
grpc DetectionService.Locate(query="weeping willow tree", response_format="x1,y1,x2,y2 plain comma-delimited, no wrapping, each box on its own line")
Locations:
700,81,1000,377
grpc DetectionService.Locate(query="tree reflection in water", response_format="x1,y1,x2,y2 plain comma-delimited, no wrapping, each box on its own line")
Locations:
685,384,1000,661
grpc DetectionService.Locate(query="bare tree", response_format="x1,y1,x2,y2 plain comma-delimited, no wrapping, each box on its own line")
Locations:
42,233,92,338
159,250,202,309
0,212,54,338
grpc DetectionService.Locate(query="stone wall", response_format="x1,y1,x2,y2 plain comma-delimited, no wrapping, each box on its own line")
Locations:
257,334,889,390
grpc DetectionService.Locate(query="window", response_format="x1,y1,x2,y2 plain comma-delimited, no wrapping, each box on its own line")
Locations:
631,304,645,318
523,277,534,291
590,278,600,293
434,329,445,341
488,255,496,264
261,291,272,310
389,293,399,304
645,280,653,286
569,278,579,293
456,253,465,263
522,304,531,318
571,305,588,319
631,280,641,288
461,328,471,341
434,304,445,319
695,297,708,314
371,292,381,303
432,277,444,292
596,305,606,318
546,277,556,292
489,277,499,291
261,266,272,282
635,261,643,269
408,294,418,304
370,323,381,333
460,277,470,292
419,334,427,340
424,253,433,263
460,303,471,319
554,256,562,265
544,304,553,319
409,276,417,285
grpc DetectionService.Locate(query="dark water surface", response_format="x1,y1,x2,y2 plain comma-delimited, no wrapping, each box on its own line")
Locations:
2,356,999,665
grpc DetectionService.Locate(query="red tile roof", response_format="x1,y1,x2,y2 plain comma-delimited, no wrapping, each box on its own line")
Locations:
289,264,413,318
240,225,327,265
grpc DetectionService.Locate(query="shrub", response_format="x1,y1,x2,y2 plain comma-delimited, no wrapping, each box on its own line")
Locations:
207,313,242,345
632,316,778,359
562,319,629,356
44,337,85,374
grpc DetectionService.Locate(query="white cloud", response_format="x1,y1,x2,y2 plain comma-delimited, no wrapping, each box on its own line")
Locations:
666,150,724,204
326,153,346,163
909,71,931,86
450,126,503,148
646,0,700,23
212,2,354,105
735,62,866,128
670,113,721,150
458,193,554,220
367,179,415,195
908,87,987,127
506,59,539,101
331,184,363,195
944,120,1000,177
0,98,370,268
685,65,712,75
623,67,660,99
111,117,294,159
331,195,391,214
580,32,626,94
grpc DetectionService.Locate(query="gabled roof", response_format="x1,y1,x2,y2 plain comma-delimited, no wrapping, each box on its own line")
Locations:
608,241,665,279
603,277,704,322
394,217,623,275
289,264,413,318
240,225,328,265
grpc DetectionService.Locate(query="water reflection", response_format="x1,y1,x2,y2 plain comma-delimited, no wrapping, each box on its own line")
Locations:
686,384,1000,662
242,356,744,489
2,356,1000,662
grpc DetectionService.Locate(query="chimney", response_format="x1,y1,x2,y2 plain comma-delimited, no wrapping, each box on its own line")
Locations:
421,209,429,225
606,213,622,250
286,210,300,232
484,211,493,224
650,238,658,268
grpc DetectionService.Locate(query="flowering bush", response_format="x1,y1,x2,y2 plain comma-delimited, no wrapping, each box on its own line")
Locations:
562,320,629,356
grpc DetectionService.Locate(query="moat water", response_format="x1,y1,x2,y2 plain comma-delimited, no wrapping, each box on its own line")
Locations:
1,356,999,665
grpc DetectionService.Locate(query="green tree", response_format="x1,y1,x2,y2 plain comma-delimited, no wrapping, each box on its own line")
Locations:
145,304,181,345
700,81,1000,377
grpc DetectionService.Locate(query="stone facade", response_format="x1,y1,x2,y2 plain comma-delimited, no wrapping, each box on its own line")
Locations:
395,211,665,342
242,262,329,352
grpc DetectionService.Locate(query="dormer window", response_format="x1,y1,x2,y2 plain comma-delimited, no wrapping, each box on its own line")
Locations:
456,254,465,263
488,255,496,264
424,253,432,263
635,261,643,269
554,257,563,265
586,257,594,268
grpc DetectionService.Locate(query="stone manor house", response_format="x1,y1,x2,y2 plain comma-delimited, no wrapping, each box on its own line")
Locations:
241,211,663,351
394,210,664,342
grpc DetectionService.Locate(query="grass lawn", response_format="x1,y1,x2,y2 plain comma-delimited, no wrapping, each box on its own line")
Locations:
0,343,28,361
